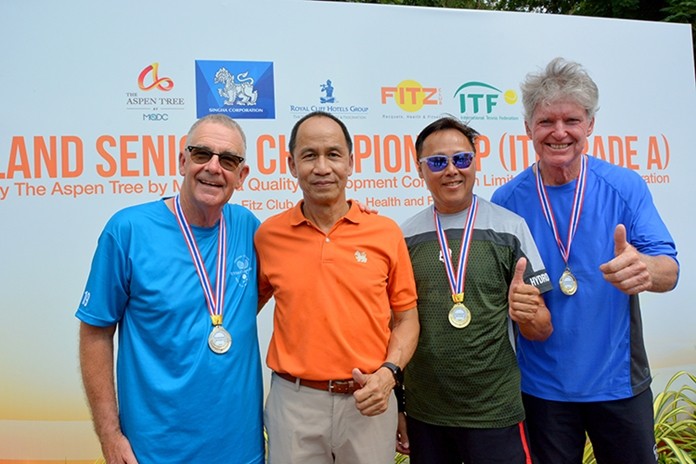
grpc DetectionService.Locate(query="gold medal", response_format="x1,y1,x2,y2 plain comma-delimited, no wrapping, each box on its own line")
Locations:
448,303,471,329
433,199,479,333
208,325,232,354
559,268,578,296
536,157,588,298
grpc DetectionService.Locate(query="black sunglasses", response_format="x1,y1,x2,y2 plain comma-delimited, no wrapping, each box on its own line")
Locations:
187,145,245,171
419,152,475,172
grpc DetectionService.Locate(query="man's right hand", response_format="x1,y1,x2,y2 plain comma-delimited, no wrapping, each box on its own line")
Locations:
352,367,394,416
79,322,138,464
101,431,139,464
396,412,410,455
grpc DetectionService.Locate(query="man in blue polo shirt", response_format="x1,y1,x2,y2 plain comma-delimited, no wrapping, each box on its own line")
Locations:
76,114,264,464
492,57,679,464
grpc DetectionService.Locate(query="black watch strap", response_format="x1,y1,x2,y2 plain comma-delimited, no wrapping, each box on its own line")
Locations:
394,383,405,413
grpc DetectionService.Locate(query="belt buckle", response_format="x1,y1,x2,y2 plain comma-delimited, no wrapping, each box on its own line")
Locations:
328,379,355,394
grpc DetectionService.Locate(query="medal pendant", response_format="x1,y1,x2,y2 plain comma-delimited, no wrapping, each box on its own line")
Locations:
559,269,578,296
208,325,232,354
448,303,471,329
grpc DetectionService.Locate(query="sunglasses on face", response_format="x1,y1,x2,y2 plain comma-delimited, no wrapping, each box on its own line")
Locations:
186,145,245,171
419,152,475,172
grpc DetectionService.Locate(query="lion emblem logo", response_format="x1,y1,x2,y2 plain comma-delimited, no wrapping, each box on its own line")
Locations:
214,68,258,106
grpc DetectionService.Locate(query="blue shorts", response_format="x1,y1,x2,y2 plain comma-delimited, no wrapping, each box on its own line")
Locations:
523,388,657,464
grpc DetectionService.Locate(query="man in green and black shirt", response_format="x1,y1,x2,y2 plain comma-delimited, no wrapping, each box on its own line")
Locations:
398,117,553,464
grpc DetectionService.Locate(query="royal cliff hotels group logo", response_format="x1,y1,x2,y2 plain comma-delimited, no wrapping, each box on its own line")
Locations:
288,78,370,120
126,62,186,122
195,60,276,119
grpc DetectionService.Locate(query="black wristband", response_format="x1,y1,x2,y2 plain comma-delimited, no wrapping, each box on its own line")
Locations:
394,383,405,413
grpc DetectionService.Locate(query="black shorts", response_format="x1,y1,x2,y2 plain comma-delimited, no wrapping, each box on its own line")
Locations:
406,415,532,464
523,388,657,464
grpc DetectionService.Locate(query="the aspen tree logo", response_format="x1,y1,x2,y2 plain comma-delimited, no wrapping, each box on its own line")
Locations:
138,63,174,91
126,62,185,122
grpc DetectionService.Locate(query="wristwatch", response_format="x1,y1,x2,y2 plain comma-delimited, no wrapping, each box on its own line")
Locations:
379,362,403,388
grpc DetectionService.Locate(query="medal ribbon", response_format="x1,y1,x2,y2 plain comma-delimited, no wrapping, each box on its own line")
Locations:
174,195,227,326
434,195,479,303
534,155,588,265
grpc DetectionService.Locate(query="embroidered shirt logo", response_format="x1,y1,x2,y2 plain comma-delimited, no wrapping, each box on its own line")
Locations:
438,248,453,263
354,251,368,263
231,255,252,287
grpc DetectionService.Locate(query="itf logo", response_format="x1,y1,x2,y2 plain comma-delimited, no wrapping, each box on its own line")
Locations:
138,63,174,91
381,80,441,112
453,81,519,120
195,60,275,119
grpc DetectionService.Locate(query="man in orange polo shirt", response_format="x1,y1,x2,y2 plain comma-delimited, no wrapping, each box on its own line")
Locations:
255,111,419,464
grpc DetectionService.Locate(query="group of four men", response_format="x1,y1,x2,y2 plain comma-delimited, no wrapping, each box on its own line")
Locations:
77,57,678,464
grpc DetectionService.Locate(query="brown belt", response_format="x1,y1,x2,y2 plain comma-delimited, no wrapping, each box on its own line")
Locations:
276,372,360,394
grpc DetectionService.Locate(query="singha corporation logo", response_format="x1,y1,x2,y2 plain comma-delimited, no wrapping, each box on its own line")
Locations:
320,79,335,104
215,68,258,106
195,60,275,119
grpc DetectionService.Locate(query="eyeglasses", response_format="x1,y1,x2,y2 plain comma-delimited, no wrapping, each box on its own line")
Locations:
419,152,475,172
187,145,245,171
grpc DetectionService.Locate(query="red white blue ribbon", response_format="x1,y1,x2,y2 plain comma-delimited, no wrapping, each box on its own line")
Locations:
434,195,479,302
174,195,227,325
534,155,588,265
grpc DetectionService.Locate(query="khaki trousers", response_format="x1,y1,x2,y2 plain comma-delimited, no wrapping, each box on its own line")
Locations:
265,372,397,464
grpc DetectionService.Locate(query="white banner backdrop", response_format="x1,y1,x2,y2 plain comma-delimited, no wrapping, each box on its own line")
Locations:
1,0,694,461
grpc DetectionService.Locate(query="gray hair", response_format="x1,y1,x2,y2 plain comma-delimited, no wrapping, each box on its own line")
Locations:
186,114,247,154
521,57,600,124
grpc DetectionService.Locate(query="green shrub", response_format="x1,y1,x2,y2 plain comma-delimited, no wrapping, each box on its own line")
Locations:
584,370,696,464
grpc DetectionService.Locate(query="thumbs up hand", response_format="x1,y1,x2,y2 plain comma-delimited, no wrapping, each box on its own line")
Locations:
508,258,541,325
352,368,368,388
599,224,651,295
509,258,553,341
351,367,392,417
612,223,630,257
511,256,526,288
